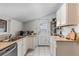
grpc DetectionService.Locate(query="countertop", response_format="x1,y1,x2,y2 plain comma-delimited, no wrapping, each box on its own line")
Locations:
0,35,36,51
50,36,74,42
1,35,73,51
0,41,16,50
0,36,26,51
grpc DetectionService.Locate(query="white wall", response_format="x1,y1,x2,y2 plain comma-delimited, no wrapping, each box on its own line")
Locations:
60,26,78,37
23,20,39,33
0,17,23,35
23,13,55,34
9,19,23,35
75,24,79,33
61,27,73,37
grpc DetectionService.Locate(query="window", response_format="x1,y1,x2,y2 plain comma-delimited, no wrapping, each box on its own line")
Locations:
0,19,7,32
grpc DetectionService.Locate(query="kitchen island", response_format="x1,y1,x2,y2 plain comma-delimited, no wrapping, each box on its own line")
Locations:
50,36,79,56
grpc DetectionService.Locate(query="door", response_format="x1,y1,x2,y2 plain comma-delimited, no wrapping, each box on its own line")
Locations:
38,20,50,45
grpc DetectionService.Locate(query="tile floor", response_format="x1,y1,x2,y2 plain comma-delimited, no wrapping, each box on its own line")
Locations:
26,46,51,56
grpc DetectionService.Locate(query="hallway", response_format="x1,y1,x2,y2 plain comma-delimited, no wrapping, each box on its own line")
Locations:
26,46,51,56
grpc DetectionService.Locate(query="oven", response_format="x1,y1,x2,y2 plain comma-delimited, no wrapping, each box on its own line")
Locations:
0,43,17,56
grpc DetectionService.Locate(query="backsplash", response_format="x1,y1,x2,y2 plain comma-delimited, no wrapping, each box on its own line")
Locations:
62,27,72,36
61,25,79,37
56,25,79,37
74,24,79,33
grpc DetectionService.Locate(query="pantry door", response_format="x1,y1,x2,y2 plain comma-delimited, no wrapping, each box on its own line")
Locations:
38,20,50,45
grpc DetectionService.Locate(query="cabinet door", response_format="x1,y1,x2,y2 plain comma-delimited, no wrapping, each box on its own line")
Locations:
28,37,33,49
56,4,67,26
23,37,28,55
67,3,78,24
17,39,23,56
32,37,37,49
60,4,67,25
28,36,36,49
56,9,61,26
49,37,56,56
56,42,77,56
34,36,38,48
56,4,78,25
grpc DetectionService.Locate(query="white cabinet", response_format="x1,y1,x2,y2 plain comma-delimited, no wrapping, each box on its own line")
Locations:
67,3,78,24
56,3,78,26
17,39,23,56
49,37,56,56
17,36,37,56
17,37,29,56
56,8,61,26
22,37,28,55
60,4,67,25
56,4,67,26
28,36,37,49
49,37,78,56
56,42,77,56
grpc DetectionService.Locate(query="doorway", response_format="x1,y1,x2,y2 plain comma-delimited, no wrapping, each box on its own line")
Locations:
38,20,50,45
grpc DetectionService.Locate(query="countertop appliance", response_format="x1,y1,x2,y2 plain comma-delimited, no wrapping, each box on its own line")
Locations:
0,43,17,56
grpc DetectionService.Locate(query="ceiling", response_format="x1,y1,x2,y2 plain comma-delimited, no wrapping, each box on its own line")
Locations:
0,3,62,22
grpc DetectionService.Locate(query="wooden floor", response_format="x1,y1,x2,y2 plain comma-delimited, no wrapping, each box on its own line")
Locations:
26,46,51,56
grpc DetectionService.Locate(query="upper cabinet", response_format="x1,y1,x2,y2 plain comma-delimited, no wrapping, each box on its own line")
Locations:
56,3,78,26
56,7,61,26
56,4,67,26
67,4,78,25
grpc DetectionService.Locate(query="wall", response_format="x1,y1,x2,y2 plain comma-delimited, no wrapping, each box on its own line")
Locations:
23,13,56,34
61,26,74,37
61,25,79,37
23,20,39,33
0,17,23,35
75,24,79,33
9,19,23,35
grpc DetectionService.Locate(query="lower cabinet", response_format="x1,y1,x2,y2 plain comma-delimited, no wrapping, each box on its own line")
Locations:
22,37,29,55
49,38,56,56
56,42,77,56
28,36,37,49
17,36,37,56
17,39,23,56
49,38,79,56
17,37,29,56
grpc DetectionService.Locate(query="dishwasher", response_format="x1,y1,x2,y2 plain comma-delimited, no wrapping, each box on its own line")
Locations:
0,43,17,56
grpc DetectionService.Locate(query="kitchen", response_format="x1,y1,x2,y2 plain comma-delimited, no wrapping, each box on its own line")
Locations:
0,3,79,56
